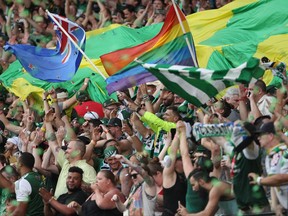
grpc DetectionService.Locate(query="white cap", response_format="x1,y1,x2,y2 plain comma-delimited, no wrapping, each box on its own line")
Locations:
84,111,99,120
7,137,22,151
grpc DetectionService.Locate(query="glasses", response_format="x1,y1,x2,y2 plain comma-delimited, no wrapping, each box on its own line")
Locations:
130,173,138,179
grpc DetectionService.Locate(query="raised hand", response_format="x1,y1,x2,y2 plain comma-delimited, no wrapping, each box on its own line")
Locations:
45,109,56,123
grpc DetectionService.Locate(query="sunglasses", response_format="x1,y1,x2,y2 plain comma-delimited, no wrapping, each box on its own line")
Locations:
130,173,138,179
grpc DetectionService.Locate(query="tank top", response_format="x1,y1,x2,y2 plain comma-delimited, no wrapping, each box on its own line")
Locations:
82,197,122,216
162,173,187,216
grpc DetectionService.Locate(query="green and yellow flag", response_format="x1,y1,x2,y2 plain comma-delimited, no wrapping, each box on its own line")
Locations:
1,0,287,105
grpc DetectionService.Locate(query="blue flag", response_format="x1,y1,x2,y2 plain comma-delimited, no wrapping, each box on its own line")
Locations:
4,13,86,82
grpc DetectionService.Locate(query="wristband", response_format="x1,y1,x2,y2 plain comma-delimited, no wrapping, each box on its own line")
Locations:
256,176,262,185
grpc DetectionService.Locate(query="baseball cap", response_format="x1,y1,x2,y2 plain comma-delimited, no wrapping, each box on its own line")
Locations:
104,145,118,159
255,122,276,135
103,98,121,108
106,118,122,127
84,111,99,120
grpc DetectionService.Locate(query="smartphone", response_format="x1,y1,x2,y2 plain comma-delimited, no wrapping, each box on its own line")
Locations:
247,91,251,97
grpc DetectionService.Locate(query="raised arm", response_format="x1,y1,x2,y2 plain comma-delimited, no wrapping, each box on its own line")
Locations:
162,131,181,188
62,78,89,110
115,154,155,189
0,104,23,134
44,109,61,161
132,1,151,28
83,127,102,163
41,146,59,175
177,121,194,178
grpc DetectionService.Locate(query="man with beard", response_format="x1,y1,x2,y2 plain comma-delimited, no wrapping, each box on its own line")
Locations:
39,167,88,216
177,168,238,216
103,144,132,198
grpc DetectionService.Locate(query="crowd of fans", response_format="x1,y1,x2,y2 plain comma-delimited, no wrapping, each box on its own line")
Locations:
0,77,287,216
0,0,287,216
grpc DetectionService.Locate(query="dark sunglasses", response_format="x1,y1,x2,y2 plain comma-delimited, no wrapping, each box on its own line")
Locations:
130,173,138,179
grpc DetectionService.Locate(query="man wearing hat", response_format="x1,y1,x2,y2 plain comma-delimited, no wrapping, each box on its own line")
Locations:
102,98,121,123
4,136,21,164
256,121,288,212
103,144,132,198
77,111,102,142
102,118,133,158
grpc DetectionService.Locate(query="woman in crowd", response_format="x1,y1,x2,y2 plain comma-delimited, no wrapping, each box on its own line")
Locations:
68,170,125,216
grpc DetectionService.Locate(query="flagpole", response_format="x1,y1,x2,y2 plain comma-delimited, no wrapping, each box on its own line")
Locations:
46,10,107,79
171,0,198,67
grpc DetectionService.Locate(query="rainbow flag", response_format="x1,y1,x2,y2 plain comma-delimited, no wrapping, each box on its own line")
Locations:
101,5,197,94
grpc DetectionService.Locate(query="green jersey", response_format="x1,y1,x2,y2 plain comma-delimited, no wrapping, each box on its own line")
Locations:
232,150,269,210
15,172,44,216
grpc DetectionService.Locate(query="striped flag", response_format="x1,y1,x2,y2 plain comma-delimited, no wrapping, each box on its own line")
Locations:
141,57,265,107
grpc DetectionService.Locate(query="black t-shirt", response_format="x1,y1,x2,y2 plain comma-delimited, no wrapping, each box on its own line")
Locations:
55,189,88,216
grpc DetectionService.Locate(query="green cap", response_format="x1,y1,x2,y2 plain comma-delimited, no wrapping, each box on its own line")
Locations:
103,98,120,108
104,146,118,159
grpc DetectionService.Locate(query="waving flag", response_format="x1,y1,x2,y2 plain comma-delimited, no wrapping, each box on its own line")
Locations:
101,5,197,94
141,57,265,107
4,13,86,82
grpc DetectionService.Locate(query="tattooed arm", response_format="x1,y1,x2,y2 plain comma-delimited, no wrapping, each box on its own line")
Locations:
115,154,156,197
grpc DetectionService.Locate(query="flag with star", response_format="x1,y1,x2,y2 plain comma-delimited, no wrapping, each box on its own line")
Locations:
4,13,86,82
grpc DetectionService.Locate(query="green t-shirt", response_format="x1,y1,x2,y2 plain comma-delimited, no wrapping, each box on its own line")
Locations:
185,180,208,213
